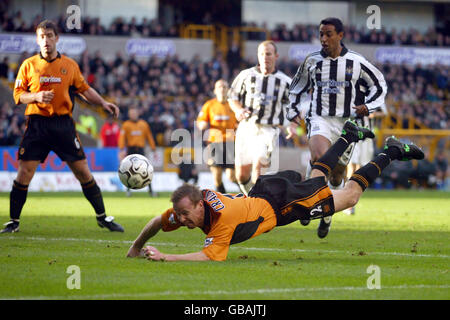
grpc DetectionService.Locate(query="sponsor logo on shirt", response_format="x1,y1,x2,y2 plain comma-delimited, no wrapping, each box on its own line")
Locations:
213,115,230,121
168,213,177,225
40,76,62,86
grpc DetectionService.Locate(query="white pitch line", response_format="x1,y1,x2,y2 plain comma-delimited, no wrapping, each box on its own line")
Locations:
2,284,449,300
0,235,449,259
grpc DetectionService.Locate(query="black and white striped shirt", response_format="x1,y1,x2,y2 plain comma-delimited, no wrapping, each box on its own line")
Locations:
287,46,387,120
354,78,387,129
228,66,291,126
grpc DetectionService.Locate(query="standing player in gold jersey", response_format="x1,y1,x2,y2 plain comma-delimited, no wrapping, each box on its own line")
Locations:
1,20,124,233
127,121,424,261
197,79,238,194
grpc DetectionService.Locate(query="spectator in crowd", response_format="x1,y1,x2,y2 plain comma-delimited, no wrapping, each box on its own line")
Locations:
99,114,120,147
381,156,415,189
76,114,98,138
178,162,199,185
0,57,9,78
434,149,449,190
411,149,437,188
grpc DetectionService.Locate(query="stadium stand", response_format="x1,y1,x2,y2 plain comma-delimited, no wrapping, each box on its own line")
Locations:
0,1,448,189
1,8,449,47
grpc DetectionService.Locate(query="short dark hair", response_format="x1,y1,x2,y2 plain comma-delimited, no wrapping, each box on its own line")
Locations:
320,17,344,34
36,20,58,36
171,183,203,208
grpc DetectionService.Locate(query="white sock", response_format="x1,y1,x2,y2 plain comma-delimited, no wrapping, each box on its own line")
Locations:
238,179,254,196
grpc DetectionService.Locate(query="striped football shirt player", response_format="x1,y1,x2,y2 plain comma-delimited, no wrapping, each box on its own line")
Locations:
228,66,291,126
287,45,387,121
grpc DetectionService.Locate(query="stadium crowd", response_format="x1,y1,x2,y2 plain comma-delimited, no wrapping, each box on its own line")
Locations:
1,7,449,47
0,2,448,189
1,49,448,139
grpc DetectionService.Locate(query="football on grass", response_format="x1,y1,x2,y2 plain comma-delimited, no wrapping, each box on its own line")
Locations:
118,154,154,189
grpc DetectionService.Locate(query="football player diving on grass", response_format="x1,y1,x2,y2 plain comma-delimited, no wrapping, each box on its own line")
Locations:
127,120,424,261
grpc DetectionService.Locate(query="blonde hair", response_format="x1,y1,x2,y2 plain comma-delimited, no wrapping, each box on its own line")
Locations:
258,40,278,54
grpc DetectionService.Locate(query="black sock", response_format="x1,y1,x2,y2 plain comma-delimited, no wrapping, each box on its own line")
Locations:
148,183,153,194
10,180,28,221
312,137,350,176
216,183,226,193
350,153,391,191
81,179,106,219
385,146,402,161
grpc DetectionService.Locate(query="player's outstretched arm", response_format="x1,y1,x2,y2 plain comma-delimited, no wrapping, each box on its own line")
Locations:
143,246,210,262
126,215,163,258
81,87,120,118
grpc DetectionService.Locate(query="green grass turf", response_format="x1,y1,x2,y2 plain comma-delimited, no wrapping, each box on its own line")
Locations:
0,190,449,300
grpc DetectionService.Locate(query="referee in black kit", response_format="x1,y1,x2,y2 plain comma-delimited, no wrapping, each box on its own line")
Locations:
286,17,387,238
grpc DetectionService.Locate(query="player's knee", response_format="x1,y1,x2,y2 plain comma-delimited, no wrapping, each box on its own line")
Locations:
236,172,249,183
329,174,344,187
16,165,36,184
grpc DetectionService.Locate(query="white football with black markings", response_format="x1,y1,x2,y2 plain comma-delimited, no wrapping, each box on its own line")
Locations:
118,154,154,189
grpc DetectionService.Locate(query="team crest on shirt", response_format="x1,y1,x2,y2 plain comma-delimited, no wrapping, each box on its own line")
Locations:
168,213,177,225
204,237,214,247
19,148,25,155
345,67,353,76
61,67,67,75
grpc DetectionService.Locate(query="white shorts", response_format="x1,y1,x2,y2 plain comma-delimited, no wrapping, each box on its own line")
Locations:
235,119,279,167
307,115,354,166
350,138,374,165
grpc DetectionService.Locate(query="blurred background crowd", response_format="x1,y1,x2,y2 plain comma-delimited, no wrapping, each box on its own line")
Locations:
0,0,448,190
1,10,449,47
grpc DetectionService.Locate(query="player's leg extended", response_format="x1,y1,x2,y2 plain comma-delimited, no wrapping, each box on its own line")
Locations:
1,160,40,233
351,136,424,192
334,136,425,213
225,167,237,184
308,135,332,179
310,121,374,178
67,159,124,232
310,121,375,238
235,164,253,195
211,166,226,193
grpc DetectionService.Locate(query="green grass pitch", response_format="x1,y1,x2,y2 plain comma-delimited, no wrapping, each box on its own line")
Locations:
0,190,449,300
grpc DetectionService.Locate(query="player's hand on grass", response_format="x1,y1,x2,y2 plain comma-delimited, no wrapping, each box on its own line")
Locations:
126,245,145,258
143,245,165,261
102,102,120,118
35,90,55,104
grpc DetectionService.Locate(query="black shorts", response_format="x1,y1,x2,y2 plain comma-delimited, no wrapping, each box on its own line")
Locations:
127,146,145,156
206,141,235,169
18,115,86,163
248,170,335,226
